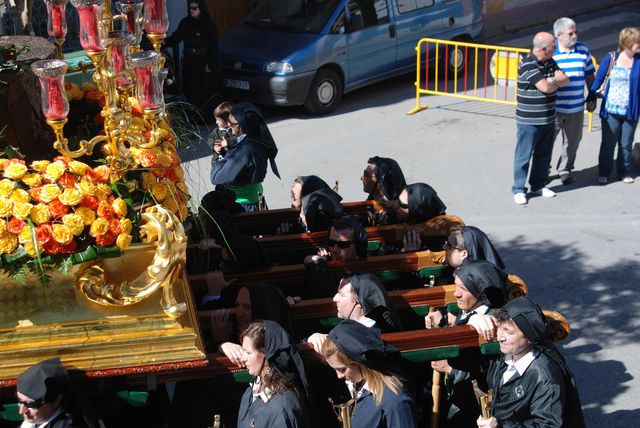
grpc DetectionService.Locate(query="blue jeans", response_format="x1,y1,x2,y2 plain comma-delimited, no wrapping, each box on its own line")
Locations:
513,122,555,194
599,114,638,178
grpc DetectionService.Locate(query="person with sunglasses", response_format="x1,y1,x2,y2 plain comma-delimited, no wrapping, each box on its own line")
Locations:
165,0,219,114
443,226,505,270
16,358,103,428
210,102,280,212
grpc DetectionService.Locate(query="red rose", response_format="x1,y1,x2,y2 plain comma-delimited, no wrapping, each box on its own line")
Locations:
95,230,116,247
97,200,115,219
151,167,166,178
80,195,99,211
81,172,97,184
60,239,78,254
8,217,25,234
109,218,121,235
43,238,62,255
58,172,78,188
92,165,111,183
166,153,180,167
29,187,43,203
139,151,158,168
164,168,177,183
36,224,53,245
48,198,69,217
53,156,72,166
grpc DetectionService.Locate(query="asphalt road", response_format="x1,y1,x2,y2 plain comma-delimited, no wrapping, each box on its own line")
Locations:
181,3,640,426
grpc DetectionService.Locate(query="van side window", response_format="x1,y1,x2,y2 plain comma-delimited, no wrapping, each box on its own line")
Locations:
348,0,389,31
397,0,435,14
331,10,346,34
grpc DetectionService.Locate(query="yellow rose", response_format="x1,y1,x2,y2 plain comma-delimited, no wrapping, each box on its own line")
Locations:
151,182,168,202
38,184,62,203
94,183,111,201
112,198,128,218
157,153,172,168
30,203,51,225
74,206,96,225
18,226,33,244
78,178,96,196
0,159,7,169
0,219,7,236
23,240,43,257
163,197,178,215
20,173,42,188
3,163,27,179
174,168,185,181
120,218,133,235
58,188,83,206
0,179,15,196
116,233,132,250
12,202,33,220
62,213,85,236
89,217,110,237
141,172,156,190
52,224,73,245
0,233,18,254
10,188,30,204
30,160,50,172
68,160,89,175
44,161,66,182
0,197,13,217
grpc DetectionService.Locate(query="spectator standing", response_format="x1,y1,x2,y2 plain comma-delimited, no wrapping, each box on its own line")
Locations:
588,27,640,184
513,32,569,205
552,17,596,185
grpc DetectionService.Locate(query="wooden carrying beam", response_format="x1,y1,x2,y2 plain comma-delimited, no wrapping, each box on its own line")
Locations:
256,215,465,254
232,200,388,234
189,250,446,291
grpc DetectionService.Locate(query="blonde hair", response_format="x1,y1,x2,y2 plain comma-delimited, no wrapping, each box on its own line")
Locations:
618,27,640,51
321,337,403,406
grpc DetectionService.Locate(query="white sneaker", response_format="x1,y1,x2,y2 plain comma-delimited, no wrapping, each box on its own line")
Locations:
513,193,527,205
531,187,556,198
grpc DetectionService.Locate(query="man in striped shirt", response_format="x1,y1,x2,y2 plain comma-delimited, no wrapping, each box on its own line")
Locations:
552,17,596,185
513,32,569,205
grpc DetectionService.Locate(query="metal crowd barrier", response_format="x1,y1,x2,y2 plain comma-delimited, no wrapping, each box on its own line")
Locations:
407,37,597,132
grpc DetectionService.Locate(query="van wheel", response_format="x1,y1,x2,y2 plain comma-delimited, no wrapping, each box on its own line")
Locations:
448,37,471,74
304,69,342,115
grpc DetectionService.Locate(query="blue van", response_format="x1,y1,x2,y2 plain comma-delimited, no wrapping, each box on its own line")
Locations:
219,0,483,114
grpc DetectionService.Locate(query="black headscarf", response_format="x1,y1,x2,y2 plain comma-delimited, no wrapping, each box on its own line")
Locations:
264,319,310,396
454,259,507,309
348,273,403,332
17,358,103,428
368,156,406,200
406,183,447,223
301,188,344,232
246,283,294,336
504,297,586,428
328,320,405,380
231,102,280,178
224,235,271,273
461,226,505,270
299,175,341,201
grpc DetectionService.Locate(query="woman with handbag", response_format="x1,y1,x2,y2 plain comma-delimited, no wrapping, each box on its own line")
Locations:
587,27,640,184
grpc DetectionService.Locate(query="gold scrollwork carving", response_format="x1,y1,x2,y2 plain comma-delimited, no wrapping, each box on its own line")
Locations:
76,205,187,318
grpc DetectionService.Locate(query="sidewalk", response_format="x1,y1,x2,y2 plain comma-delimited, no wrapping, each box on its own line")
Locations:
483,0,630,39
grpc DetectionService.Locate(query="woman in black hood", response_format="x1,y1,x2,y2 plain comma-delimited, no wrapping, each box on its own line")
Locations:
365,156,407,201
210,102,280,211
290,175,341,210
395,183,447,224
166,0,219,113
479,297,586,428
237,319,311,427
444,226,506,270
300,188,344,232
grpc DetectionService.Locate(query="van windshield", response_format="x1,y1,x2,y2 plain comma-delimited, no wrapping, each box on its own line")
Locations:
245,0,341,34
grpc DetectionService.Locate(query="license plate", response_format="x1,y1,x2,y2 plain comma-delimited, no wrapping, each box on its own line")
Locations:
224,78,249,90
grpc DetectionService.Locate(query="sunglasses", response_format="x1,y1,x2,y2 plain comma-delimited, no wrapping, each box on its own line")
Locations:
17,399,45,409
189,6,199,10
444,240,464,251
328,239,353,249
398,200,409,209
